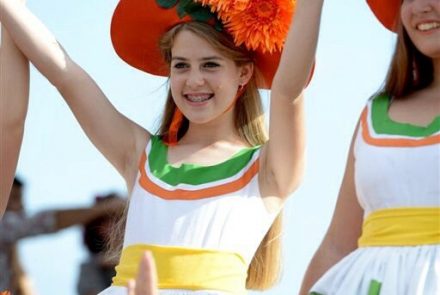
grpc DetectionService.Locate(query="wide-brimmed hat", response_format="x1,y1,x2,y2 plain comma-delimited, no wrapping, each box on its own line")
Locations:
111,0,297,89
367,0,400,32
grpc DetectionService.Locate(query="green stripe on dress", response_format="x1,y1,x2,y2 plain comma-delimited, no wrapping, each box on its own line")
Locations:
371,94,440,137
148,136,260,186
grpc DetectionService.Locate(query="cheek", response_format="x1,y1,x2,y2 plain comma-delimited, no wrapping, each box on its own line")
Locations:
400,4,411,31
208,71,239,91
170,76,185,93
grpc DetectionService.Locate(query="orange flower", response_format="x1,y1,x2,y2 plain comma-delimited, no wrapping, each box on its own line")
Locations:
227,0,295,53
0,291,11,295
195,0,249,18
195,0,295,53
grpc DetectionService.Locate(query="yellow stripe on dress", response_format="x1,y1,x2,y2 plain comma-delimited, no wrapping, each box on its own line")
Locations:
112,244,247,294
358,207,440,247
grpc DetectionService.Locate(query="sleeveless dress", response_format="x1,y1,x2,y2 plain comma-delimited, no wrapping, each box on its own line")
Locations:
99,136,278,295
310,94,440,295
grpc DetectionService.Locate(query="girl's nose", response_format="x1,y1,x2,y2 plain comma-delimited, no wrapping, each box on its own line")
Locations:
185,69,205,88
413,0,434,14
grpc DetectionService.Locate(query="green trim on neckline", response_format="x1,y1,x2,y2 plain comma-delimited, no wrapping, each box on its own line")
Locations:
148,136,260,186
371,94,440,137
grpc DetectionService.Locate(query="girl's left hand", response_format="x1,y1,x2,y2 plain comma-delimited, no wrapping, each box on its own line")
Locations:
127,251,158,295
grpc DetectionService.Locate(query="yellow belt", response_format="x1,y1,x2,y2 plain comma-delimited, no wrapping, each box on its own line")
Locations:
358,207,440,247
112,244,247,294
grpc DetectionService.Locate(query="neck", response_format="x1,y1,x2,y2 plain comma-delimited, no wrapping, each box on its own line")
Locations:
180,109,245,147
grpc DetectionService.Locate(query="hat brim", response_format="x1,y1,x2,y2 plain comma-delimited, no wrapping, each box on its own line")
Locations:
111,0,285,89
367,0,401,32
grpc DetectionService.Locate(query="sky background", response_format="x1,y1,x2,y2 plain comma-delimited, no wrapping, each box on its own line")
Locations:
11,0,396,294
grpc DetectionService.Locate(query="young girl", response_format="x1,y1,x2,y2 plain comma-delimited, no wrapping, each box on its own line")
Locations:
0,0,29,217
300,0,440,294
0,0,323,293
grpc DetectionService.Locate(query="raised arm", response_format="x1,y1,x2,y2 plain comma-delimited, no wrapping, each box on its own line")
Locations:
0,0,149,189
261,0,324,199
0,21,29,217
298,125,364,295
0,198,124,242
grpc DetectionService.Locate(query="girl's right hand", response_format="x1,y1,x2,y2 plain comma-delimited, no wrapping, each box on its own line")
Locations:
127,251,158,295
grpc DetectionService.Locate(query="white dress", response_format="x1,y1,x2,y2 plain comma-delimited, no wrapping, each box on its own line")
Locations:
99,136,278,295
310,95,440,295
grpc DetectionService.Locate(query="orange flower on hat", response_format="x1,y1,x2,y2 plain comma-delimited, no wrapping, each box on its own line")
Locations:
195,0,249,19
195,0,295,53
228,0,295,53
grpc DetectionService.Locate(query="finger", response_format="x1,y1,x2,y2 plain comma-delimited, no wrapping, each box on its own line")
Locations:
135,251,158,295
127,279,136,295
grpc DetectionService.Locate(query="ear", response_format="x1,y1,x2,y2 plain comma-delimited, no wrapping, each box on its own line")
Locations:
238,62,254,86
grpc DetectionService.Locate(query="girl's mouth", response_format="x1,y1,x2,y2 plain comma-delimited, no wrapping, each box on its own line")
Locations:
184,93,214,103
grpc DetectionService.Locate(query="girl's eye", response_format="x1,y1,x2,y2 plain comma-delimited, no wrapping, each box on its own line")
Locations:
173,62,188,69
203,62,220,68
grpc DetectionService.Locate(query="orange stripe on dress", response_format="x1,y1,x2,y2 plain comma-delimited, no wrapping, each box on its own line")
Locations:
137,151,259,200
361,108,440,147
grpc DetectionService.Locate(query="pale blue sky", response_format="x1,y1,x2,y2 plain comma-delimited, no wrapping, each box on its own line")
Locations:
14,0,395,294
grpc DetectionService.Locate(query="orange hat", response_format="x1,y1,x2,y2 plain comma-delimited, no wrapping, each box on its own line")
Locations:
111,0,297,89
367,0,400,32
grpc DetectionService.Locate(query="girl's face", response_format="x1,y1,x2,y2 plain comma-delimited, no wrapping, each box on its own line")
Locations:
401,0,440,58
169,30,252,125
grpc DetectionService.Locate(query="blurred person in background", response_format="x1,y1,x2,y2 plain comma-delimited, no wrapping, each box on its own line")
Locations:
0,178,124,295
77,193,125,295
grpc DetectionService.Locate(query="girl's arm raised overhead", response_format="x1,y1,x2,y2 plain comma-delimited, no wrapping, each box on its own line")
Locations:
261,0,324,199
0,0,149,188
0,23,29,217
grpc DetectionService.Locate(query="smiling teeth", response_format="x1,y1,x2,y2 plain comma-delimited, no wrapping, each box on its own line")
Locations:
186,94,212,102
417,22,440,31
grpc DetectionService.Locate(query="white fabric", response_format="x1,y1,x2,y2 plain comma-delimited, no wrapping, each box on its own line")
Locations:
311,245,440,295
355,101,440,216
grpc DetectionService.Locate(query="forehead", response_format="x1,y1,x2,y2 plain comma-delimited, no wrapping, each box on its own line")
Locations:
171,30,223,59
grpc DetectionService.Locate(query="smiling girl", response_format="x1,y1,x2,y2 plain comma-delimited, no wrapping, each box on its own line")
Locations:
300,0,440,294
0,0,322,294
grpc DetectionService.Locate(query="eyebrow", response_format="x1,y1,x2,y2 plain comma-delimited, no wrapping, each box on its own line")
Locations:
171,56,224,62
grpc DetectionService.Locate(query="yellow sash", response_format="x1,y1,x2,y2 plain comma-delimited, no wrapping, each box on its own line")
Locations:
112,244,247,294
358,207,440,247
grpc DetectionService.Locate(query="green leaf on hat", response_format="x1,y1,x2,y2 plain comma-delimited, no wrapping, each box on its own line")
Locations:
191,6,214,22
156,0,178,9
214,21,223,32
158,0,223,32
176,4,187,18
179,0,193,8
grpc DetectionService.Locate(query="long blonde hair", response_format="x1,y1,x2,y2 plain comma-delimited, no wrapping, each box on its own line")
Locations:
109,21,283,290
